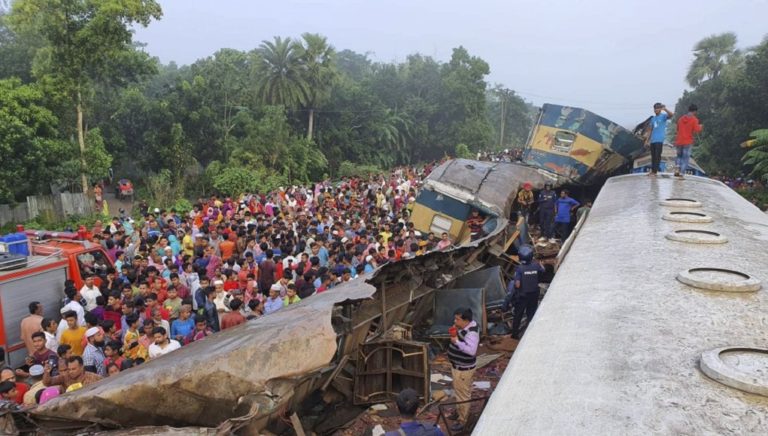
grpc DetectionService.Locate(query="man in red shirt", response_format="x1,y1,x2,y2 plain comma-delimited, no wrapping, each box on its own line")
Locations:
144,293,170,321
674,104,703,178
220,299,246,330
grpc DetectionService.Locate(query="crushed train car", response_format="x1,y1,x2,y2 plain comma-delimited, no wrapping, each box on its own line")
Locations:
524,103,646,184
27,222,509,434
410,159,561,242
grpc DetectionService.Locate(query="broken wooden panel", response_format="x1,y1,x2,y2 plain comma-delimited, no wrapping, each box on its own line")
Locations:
353,340,430,405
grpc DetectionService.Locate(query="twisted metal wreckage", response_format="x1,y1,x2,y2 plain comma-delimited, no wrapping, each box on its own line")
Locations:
19,223,507,435
7,106,646,434
19,159,547,435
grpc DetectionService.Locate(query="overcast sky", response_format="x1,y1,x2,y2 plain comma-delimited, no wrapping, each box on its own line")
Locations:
134,0,768,127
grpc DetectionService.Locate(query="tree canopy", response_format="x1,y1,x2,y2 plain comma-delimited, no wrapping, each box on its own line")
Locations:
8,3,767,206
0,0,535,204
675,33,768,177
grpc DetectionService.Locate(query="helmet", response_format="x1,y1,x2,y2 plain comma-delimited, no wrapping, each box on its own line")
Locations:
518,245,534,264
544,183,552,189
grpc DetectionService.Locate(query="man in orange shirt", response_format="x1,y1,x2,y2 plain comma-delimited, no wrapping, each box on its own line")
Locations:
219,232,236,260
674,104,703,178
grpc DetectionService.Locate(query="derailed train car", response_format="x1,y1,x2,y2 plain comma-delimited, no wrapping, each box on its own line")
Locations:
410,159,562,242
524,103,646,184
25,221,510,434
474,173,768,435
411,104,647,242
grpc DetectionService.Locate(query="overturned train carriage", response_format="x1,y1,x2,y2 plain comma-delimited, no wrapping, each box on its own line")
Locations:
411,159,562,242
474,174,768,435
28,219,511,434
524,103,646,185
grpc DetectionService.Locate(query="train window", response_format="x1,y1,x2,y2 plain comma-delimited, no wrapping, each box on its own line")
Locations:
552,131,576,153
430,215,452,235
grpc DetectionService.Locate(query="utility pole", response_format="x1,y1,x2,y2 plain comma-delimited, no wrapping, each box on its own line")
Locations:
497,88,511,149
498,93,506,149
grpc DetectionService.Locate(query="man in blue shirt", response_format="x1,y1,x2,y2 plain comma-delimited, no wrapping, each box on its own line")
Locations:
648,102,674,175
555,190,580,241
170,306,195,344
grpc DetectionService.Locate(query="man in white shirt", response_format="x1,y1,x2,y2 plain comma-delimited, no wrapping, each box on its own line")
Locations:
79,275,101,311
42,318,60,352
56,288,86,340
148,326,181,359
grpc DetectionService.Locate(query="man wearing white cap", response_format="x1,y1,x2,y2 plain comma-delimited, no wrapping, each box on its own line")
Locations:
264,284,284,315
82,327,106,376
23,365,46,406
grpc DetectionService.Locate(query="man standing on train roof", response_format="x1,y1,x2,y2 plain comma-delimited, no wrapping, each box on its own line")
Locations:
446,307,479,432
510,245,545,339
537,183,557,244
674,104,703,179
647,102,674,175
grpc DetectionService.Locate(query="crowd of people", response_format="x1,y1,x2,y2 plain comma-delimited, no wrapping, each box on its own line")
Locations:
1,154,606,420
4,163,488,408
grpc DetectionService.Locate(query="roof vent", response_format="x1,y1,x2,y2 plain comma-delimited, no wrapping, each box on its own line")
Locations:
665,229,727,244
660,198,702,208
700,347,768,397
662,211,714,223
677,267,762,292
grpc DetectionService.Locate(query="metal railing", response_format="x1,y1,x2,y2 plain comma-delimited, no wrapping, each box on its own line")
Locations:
0,238,65,272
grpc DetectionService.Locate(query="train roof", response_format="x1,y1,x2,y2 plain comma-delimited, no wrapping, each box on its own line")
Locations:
474,173,768,435
633,144,706,175
421,159,561,217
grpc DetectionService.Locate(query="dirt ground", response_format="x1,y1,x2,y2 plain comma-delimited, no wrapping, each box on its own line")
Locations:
335,337,520,435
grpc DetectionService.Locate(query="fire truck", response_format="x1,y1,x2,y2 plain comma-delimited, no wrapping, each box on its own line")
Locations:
0,229,113,366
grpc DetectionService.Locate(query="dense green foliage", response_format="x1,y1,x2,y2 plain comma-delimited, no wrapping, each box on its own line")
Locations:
10,3,768,208
742,129,768,181
7,0,161,192
0,2,532,202
675,33,768,177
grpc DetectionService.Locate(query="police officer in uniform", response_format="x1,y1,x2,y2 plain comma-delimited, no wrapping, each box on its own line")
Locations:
510,245,544,339
537,183,557,243
446,307,479,432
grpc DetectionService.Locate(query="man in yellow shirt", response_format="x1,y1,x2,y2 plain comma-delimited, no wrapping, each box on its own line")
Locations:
379,224,393,245
59,311,86,357
283,285,302,306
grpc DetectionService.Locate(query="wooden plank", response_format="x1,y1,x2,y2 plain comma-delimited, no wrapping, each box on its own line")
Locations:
290,412,306,436
321,355,350,391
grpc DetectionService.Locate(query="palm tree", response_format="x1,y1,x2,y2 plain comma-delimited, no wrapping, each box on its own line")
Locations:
686,33,741,87
254,36,308,109
295,33,338,140
373,109,413,164
742,129,768,181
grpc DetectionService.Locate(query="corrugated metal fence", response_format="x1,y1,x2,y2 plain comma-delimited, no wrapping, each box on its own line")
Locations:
0,193,93,226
